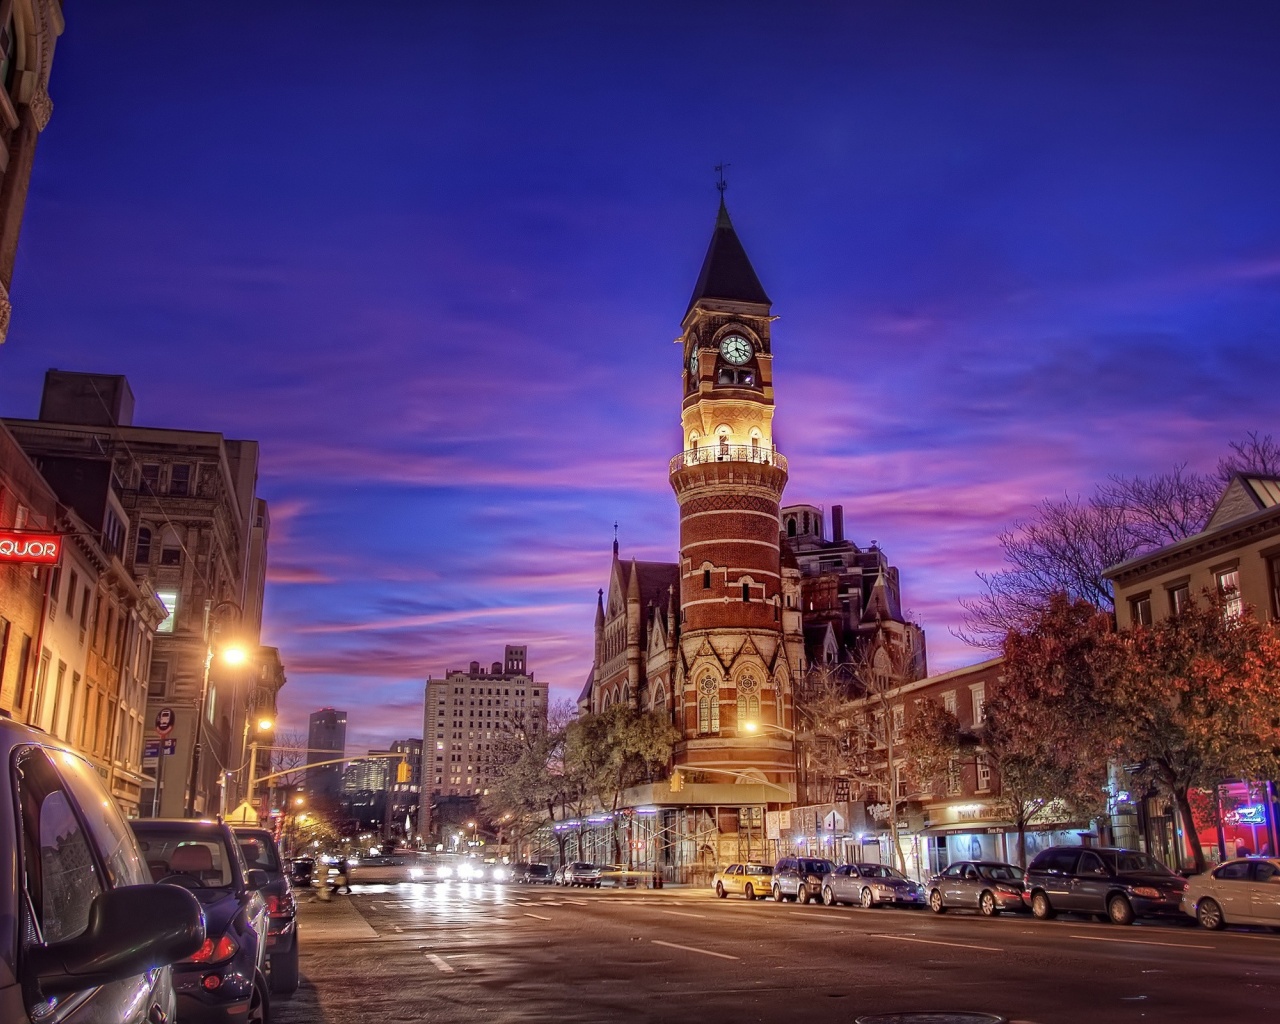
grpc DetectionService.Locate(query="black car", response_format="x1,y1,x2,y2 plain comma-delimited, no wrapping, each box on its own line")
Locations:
521,863,554,884
236,827,299,994
0,717,205,1024
771,857,836,904
132,819,272,1023
289,856,315,888
1023,846,1187,925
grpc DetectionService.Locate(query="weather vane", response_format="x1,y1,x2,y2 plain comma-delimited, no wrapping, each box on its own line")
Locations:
714,162,730,196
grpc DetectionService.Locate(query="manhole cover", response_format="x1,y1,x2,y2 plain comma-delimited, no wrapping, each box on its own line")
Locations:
856,1015,1005,1024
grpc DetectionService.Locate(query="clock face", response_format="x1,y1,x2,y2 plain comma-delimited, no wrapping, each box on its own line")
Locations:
719,334,753,365
688,347,699,377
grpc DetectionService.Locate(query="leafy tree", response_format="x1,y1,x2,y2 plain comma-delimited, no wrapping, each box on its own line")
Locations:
960,434,1279,647
485,702,578,863
565,704,678,864
1108,592,1280,872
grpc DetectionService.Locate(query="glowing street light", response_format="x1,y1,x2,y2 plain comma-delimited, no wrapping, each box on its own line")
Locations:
742,720,795,738
221,643,249,667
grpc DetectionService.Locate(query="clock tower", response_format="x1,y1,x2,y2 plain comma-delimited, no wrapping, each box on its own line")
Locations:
670,197,801,799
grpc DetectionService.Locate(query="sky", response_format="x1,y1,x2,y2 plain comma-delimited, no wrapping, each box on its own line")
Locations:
2,1,1280,753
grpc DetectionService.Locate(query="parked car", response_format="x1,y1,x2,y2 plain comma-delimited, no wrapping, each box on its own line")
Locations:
1023,846,1187,925
1182,857,1280,930
561,862,604,887
822,863,926,908
0,717,205,1024
926,860,1026,916
235,827,299,994
288,856,315,888
132,818,273,1022
713,863,773,900
772,857,835,904
520,863,555,884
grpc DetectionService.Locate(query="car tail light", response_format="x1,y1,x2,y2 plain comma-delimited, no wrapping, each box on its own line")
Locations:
266,891,294,916
1130,886,1161,898
185,934,239,965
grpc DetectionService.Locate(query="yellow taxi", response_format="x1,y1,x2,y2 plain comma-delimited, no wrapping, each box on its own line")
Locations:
712,862,774,900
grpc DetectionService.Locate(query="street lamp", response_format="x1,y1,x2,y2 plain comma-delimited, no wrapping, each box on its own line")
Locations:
742,720,796,738
186,599,244,817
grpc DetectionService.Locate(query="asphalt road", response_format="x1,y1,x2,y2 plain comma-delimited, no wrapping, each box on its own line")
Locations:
274,881,1280,1023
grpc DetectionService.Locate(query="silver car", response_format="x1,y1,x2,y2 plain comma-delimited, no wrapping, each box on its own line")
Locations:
821,863,926,908
926,860,1027,916
1182,857,1280,930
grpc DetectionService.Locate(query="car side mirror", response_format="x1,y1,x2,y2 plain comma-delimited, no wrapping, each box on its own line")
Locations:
26,884,204,997
246,868,270,890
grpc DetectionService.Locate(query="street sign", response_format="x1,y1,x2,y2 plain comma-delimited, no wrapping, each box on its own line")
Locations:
162,738,177,755
144,740,160,759
155,707,174,736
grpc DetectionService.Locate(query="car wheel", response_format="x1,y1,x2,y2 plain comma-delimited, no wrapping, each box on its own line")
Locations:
1030,891,1055,920
979,891,999,917
929,889,946,914
1197,898,1224,931
248,972,270,1024
270,941,300,994
823,886,837,907
744,884,755,901
715,882,727,899
860,887,874,909
1108,894,1135,926
772,884,782,902
797,886,810,905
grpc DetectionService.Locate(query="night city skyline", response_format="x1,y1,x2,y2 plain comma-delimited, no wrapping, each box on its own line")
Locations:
3,1,1280,752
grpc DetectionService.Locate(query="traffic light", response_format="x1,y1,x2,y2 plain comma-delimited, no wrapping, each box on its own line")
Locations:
669,770,684,793
396,760,411,784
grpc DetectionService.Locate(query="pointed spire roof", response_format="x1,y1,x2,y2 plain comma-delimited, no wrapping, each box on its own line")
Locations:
686,198,771,314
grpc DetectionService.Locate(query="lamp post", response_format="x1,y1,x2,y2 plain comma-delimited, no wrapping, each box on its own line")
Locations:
244,715,274,820
741,720,796,738
186,599,244,817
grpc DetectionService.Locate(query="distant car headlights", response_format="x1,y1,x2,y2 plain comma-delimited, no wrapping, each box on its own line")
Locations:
436,866,453,879
409,867,424,879
491,867,509,881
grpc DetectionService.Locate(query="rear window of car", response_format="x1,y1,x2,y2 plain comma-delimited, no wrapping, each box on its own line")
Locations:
800,859,833,875
133,829,236,887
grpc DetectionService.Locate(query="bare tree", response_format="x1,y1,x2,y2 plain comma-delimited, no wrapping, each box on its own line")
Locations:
960,435,1279,648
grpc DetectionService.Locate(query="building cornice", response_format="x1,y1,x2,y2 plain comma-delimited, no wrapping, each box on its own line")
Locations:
1104,505,1280,587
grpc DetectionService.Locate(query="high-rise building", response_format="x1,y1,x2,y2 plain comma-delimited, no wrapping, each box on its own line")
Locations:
6,371,272,817
306,708,347,803
420,646,547,838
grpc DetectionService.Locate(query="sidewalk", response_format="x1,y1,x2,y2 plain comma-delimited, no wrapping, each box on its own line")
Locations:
295,893,378,942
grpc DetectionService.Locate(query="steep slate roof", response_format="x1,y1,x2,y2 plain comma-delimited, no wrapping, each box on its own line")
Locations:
686,199,771,313
619,559,680,613
1205,474,1280,531
577,666,595,705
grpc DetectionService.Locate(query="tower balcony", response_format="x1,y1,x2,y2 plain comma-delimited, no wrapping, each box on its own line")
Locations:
668,444,788,476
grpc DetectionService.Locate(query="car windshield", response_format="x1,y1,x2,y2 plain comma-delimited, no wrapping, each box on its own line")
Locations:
1112,851,1173,875
529,865,551,876
238,834,280,872
859,865,904,880
979,864,1019,881
745,864,772,875
134,829,236,888
800,860,833,875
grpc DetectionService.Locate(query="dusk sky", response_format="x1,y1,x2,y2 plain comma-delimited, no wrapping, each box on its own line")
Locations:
2,1,1279,753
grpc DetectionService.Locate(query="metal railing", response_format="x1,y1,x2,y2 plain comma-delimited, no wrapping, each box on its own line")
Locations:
669,445,788,474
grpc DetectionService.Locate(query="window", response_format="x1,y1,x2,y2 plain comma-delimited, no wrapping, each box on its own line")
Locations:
1169,583,1190,617
17,746,105,944
1217,568,1242,621
1268,556,1280,623
66,572,78,616
14,633,31,707
787,517,796,537
57,751,147,887
976,753,991,792
1078,852,1107,877
971,684,986,725
1129,594,1152,627
892,704,904,742
943,691,957,716
703,569,711,590
49,566,61,604
946,759,962,795
156,590,178,633
140,464,160,491
149,660,169,698
168,464,191,496
135,527,152,566
698,676,720,735
742,583,750,602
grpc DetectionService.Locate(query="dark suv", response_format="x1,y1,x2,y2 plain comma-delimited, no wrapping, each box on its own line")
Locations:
132,819,272,1023
772,857,835,904
0,716,204,1024
1024,846,1187,925
236,826,299,994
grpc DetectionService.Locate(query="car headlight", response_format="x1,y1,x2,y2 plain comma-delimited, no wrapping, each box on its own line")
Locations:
492,868,508,881
1130,886,1162,898
436,866,453,879
409,867,423,879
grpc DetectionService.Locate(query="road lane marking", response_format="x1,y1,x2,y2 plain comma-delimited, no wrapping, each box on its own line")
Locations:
869,933,1003,953
524,912,552,921
652,939,739,961
661,910,708,919
1068,934,1214,950
426,954,455,973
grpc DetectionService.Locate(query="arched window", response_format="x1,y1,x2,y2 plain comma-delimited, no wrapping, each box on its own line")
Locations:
622,684,629,705
697,675,720,735
134,527,152,565
653,683,667,714
718,435,730,460
737,692,760,728
803,511,810,533
787,517,796,537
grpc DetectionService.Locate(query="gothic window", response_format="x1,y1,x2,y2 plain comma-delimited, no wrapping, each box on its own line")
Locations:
703,569,711,590
787,517,796,537
697,675,720,735
803,511,810,533
736,674,760,730
742,583,750,602
653,683,667,714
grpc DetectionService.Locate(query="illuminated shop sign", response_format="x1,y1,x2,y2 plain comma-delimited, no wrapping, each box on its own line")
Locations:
0,531,63,564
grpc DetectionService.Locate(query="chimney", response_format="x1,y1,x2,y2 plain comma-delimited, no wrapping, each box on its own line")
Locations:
832,505,845,544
